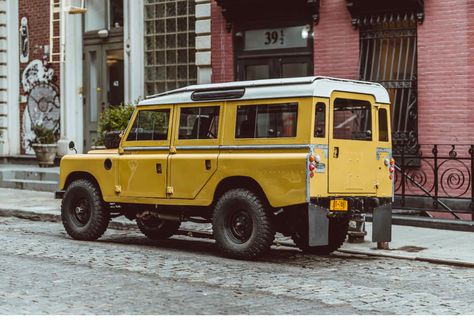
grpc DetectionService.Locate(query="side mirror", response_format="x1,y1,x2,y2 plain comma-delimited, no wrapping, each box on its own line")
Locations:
68,141,77,154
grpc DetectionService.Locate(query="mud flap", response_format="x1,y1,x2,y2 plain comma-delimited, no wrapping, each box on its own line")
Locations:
308,204,329,247
372,204,392,242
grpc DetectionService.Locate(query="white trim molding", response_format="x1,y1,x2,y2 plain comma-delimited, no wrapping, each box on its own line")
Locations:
124,0,144,103
195,0,212,84
0,0,20,156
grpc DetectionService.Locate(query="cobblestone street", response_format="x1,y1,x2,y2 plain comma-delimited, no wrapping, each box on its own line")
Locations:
1,216,473,315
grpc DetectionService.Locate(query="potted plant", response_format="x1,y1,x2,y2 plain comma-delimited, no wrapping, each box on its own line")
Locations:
29,124,58,167
95,102,135,149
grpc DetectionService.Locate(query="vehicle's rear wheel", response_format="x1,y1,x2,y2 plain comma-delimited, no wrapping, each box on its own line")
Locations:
136,217,181,240
292,218,349,255
212,188,275,260
61,179,110,240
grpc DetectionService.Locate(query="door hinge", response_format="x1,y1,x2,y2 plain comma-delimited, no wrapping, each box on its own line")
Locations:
169,146,176,154
115,185,122,193
166,186,174,195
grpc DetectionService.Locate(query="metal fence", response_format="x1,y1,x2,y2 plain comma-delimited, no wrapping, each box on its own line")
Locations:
393,144,474,221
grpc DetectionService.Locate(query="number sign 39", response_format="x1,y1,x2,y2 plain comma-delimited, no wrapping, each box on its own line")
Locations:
264,30,285,45
244,26,308,51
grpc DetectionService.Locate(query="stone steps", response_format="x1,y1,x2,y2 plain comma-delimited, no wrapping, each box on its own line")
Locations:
0,166,59,192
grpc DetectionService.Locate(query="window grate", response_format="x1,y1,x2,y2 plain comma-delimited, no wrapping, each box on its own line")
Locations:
359,17,418,153
144,0,197,96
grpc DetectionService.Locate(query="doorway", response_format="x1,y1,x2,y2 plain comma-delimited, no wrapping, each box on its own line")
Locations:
84,43,124,150
235,24,314,81
237,56,313,80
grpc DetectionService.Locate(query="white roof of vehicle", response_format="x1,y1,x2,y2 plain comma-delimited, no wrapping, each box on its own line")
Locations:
139,76,390,106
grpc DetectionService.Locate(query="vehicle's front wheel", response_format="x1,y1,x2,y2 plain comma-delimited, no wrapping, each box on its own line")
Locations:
212,188,275,260
61,179,110,240
292,218,349,255
136,217,181,240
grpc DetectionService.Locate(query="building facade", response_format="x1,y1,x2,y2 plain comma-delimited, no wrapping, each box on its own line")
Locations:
0,0,204,155
211,0,474,149
0,0,473,157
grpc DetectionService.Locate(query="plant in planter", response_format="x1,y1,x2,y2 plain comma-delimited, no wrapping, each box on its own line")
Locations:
29,124,58,167
95,103,135,149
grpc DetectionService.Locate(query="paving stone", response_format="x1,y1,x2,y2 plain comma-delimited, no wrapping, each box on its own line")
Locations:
0,216,473,314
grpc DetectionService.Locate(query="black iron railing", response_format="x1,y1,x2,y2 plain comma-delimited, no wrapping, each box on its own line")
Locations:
393,144,474,221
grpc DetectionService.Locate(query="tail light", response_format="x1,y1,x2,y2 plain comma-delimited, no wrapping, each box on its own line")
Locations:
308,155,320,178
388,158,395,180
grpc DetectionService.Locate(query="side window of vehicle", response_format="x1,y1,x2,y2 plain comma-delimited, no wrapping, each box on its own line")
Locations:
126,109,170,141
178,106,220,140
333,99,372,141
314,102,326,138
235,102,298,138
378,108,389,142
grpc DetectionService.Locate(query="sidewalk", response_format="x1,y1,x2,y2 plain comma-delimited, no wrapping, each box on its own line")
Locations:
0,187,473,267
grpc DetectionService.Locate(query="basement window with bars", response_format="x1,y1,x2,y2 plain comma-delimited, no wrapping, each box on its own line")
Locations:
144,0,197,96
358,14,418,151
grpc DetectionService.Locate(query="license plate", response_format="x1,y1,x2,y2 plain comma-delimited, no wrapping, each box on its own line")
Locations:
330,199,348,211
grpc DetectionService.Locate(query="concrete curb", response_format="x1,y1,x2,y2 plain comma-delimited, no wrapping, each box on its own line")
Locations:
339,248,474,268
1,208,473,268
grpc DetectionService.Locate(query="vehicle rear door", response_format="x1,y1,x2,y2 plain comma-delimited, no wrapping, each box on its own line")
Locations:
328,92,377,194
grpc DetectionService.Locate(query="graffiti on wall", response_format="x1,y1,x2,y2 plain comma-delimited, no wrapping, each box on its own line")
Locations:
19,17,29,63
21,59,60,153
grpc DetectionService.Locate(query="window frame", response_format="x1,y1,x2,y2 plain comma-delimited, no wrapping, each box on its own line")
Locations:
173,103,222,147
234,102,299,139
121,106,172,148
332,98,373,142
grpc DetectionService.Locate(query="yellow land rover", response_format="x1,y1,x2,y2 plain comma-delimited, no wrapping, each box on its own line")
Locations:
56,77,393,260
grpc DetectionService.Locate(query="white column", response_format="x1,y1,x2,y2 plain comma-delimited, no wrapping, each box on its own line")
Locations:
0,0,20,156
57,0,84,155
195,0,212,84
124,0,144,103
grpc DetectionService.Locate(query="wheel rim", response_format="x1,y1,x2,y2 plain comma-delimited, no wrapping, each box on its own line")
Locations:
69,196,91,226
227,210,253,243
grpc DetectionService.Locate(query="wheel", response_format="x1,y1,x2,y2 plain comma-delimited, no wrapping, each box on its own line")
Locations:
292,218,349,255
61,179,110,240
212,188,275,260
136,217,181,240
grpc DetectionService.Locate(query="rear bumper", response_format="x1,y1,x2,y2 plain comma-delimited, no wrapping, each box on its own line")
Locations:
55,190,65,199
307,200,392,246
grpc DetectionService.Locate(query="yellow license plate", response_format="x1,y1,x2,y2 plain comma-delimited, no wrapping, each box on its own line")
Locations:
330,199,348,211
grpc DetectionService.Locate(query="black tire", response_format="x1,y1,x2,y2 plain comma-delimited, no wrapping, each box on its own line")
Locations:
136,217,181,240
61,179,110,240
104,131,122,149
212,188,275,260
292,218,349,255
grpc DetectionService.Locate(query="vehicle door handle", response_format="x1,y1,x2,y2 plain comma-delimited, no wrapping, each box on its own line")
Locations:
156,163,162,174
333,147,339,158
205,160,211,170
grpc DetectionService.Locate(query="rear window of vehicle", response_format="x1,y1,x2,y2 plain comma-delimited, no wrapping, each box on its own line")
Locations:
333,99,372,141
235,103,298,138
378,108,389,142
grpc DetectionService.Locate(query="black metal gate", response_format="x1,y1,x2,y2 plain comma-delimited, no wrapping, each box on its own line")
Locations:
359,14,418,154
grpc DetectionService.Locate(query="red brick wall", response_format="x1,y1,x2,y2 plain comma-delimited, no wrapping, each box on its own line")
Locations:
210,1,234,83
417,0,474,144
314,0,359,79
19,0,60,154
210,0,359,82
210,0,474,145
